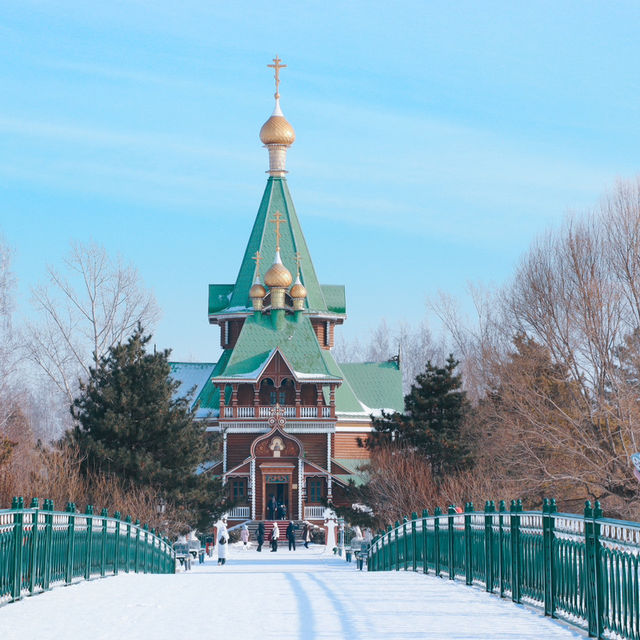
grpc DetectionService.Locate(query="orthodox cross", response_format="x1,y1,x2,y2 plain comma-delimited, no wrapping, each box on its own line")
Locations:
294,251,302,277
252,250,262,278
267,55,286,99
269,211,285,250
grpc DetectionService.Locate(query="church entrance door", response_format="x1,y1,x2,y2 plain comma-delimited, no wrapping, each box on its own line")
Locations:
265,483,289,520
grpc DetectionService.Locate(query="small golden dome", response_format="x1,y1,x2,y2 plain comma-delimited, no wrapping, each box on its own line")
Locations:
290,277,307,299
260,115,295,146
250,282,267,298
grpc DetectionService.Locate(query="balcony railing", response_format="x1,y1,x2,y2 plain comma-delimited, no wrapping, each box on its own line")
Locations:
220,406,333,419
226,506,251,519
304,506,326,520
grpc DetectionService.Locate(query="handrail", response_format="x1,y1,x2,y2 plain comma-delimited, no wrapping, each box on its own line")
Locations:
1,496,175,605
366,498,640,639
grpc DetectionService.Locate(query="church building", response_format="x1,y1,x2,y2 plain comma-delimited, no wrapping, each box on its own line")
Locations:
170,58,403,526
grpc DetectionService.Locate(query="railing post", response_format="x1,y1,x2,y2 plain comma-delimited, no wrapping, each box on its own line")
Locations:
584,500,604,638
113,511,121,575
498,500,506,598
484,500,494,593
142,524,149,573
593,501,604,639
411,512,418,572
84,505,94,581
422,509,429,574
448,505,455,580
28,498,39,595
403,516,409,571
542,498,553,616
465,502,473,585
100,509,108,577
394,520,400,571
65,502,76,585
125,516,132,573
135,519,141,573
42,500,54,591
11,497,23,601
434,507,441,578
510,499,521,603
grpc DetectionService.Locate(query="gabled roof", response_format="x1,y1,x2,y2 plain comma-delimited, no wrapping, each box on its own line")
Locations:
212,312,342,382
208,177,346,317
339,361,404,413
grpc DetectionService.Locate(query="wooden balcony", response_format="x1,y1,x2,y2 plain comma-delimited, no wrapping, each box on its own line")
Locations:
220,405,334,420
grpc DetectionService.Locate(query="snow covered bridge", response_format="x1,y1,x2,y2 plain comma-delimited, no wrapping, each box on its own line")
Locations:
1,546,581,639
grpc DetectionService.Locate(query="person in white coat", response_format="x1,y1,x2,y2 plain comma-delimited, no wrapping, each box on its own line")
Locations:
240,524,250,550
217,521,229,565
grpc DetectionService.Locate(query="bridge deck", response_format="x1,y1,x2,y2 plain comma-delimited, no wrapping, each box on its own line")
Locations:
2,545,583,639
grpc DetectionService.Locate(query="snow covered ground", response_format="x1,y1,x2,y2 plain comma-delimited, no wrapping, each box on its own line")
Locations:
1,543,584,639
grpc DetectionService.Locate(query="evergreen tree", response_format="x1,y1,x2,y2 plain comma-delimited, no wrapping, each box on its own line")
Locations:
369,355,473,480
70,325,228,530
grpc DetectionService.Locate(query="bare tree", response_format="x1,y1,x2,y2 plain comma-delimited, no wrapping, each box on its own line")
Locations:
0,239,23,433
25,242,160,405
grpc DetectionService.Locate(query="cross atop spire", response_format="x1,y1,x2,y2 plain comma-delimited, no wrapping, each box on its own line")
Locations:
252,250,262,279
294,251,302,277
269,211,285,250
267,55,287,100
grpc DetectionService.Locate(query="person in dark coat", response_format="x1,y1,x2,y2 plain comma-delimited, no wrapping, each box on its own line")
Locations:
267,495,277,520
256,522,265,552
286,521,298,551
278,502,287,520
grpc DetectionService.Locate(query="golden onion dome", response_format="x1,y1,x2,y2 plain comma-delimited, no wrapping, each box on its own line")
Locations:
264,250,293,288
259,99,295,146
249,282,267,298
290,276,307,299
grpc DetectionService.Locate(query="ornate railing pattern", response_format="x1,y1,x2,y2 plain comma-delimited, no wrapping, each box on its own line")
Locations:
1,497,175,605
367,499,640,639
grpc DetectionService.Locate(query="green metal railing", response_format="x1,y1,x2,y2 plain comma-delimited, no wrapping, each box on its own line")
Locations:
367,498,640,639
1,496,175,604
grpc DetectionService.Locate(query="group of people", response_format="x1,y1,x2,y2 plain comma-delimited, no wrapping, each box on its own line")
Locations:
266,495,288,520
215,519,315,563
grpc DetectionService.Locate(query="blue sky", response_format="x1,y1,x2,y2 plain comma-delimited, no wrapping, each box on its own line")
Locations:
2,2,639,361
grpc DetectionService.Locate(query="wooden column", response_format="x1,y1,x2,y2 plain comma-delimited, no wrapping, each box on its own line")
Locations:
219,384,226,415
231,384,238,419
330,384,336,418
295,383,301,418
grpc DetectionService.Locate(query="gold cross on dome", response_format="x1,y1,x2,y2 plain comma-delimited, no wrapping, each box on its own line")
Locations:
269,211,285,250
252,251,262,271
294,251,302,276
267,55,286,99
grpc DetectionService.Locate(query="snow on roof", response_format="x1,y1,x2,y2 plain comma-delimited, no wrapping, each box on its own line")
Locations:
169,362,216,405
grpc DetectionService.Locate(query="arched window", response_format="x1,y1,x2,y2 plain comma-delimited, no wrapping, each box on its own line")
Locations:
260,378,276,405
280,378,295,405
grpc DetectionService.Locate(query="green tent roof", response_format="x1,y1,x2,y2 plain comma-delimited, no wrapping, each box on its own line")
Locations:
208,177,345,316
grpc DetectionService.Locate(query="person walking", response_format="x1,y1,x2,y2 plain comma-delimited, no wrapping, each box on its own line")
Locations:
270,522,279,552
286,521,297,551
241,524,250,550
267,495,277,520
217,520,229,566
256,522,265,552
302,523,312,549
